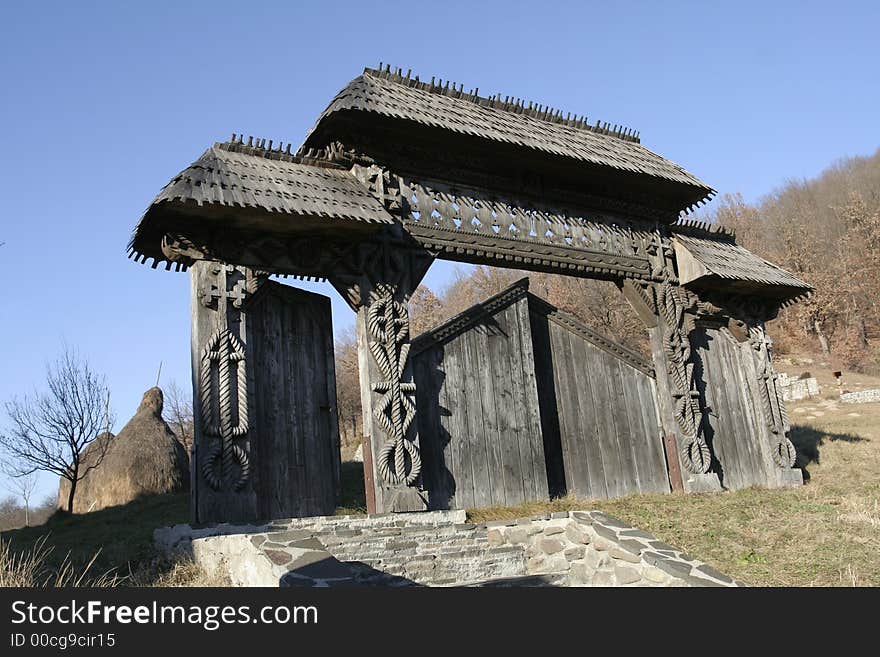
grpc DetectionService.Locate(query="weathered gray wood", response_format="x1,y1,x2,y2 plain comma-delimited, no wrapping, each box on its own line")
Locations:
190,263,340,523
251,282,339,518
515,297,550,501
696,326,781,490
608,359,640,493
561,326,603,498
463,324,492,509
455,335,479,508
412,290,549,510
531,298,668,501
634,374,669,493
475,322,505,506
488,305,523,505
590,338,625,498
529,304,566,497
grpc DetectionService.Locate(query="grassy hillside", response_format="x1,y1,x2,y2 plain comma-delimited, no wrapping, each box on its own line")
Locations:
471,360,880,586
1,493,188,584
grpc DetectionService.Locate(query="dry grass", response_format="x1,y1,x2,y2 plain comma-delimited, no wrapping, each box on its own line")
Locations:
130,558,230,587
470,399,880,587
0,535,120,587
0,533,222,587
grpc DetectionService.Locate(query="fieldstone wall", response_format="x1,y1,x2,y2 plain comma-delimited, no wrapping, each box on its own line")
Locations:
484,511,737,587
840,389,880,404
778,373,820,402
154,509,739,587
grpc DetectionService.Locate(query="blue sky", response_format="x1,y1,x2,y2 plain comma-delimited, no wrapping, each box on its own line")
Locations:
1,1,878,501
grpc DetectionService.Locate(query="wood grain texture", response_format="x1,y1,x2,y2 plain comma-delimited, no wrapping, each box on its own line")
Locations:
413,294,549,510
694,325,777,490
530,301,670,500
190,263,340,523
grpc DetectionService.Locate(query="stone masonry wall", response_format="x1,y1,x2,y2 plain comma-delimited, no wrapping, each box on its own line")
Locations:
840,389,880,404
484,511,738,587
154,509,739,587
778,373,820,402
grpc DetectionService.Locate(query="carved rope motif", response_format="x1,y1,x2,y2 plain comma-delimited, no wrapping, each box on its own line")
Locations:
367,283,421,486
748,324,797,468
659,281,712,474
199,327,251,491
196,263,260,493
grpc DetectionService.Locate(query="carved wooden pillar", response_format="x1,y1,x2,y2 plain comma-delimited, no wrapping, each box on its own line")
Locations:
332,231,434,513
739,316,803,487
190,261,263,523
622,229,722,493
190,261,343,523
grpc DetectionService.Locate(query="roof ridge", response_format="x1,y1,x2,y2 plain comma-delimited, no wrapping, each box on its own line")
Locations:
216,135,347,169
366,64,641,144
672,218,736,241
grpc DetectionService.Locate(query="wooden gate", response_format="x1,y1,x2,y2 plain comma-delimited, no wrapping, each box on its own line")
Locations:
529,296,670,500
248,282,341,518
411,281,549,511
190,263,340,523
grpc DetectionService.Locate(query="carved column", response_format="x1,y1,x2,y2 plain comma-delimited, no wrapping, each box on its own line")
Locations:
624,229,721,493
189,261,264,523
740,315,803,487
331,231,434,513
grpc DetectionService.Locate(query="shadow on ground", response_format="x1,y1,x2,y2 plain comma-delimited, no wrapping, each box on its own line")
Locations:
789,423,865,480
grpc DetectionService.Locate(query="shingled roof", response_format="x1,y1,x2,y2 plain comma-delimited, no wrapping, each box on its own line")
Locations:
302,67,714,210
129,142,394,267
673,232,812,303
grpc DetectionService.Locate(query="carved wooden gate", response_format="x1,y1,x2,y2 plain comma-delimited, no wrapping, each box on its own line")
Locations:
529,296,670,500
411,281,549,510
190,263,340,523
131,65,811,520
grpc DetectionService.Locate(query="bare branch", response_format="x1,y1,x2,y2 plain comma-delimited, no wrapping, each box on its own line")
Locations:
0,345,114,512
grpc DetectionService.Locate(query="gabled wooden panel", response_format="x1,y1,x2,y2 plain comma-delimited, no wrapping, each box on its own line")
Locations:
412,280,549,510
528,297,669,500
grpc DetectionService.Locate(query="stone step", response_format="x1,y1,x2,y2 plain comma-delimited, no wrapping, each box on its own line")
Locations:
458,573,569,587
347,544,527,586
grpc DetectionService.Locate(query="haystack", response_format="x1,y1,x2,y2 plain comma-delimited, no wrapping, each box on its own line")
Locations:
58,387,189,513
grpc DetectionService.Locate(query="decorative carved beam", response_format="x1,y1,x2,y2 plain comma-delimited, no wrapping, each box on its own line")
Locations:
347,164,661,281
162,231,364,280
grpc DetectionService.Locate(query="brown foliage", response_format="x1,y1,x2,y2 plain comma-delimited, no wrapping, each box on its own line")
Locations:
711,148,880,368
334,328,362,447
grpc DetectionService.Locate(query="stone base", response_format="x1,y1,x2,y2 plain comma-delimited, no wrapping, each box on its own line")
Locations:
153,508,740,588
776,468,804,488
682,472,722,494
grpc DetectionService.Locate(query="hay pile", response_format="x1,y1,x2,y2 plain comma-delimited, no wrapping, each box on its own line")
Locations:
58,387,189,513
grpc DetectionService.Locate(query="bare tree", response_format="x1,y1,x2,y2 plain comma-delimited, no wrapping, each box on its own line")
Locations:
164,380,194,454
2,462,38,526
0,347,115,513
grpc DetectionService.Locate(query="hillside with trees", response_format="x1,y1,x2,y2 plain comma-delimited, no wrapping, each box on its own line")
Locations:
710,147,880,367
